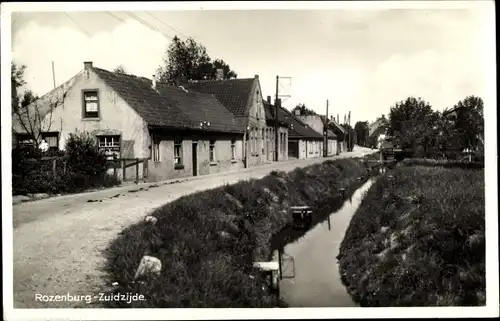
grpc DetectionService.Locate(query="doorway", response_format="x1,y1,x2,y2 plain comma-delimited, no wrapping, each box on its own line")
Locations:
192,142,198,176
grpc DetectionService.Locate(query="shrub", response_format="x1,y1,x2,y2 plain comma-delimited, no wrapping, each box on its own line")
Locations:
12,130,120,196
65,131,109,177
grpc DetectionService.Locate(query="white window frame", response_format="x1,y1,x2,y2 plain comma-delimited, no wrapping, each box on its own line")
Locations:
83,90,99,118
153,140,160,162
98,135,121,159
231,139,236,160
209,139,216,162
174,136,183,165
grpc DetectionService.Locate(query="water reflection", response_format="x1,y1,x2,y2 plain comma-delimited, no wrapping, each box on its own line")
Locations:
278,179,375,307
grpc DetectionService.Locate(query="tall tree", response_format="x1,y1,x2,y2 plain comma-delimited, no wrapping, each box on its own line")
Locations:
388,97,439,156
12,63,27,112
452,96,484,149
11,64,66,147
341,123,356,151
157,36,237,85
354,121,369,147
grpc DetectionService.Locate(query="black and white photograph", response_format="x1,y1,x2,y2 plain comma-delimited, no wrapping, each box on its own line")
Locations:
2,1,498,320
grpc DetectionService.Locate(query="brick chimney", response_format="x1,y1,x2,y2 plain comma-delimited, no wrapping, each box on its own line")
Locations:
216,69,224,80
84,61,93,70
267,96,271,104
152,74,156,90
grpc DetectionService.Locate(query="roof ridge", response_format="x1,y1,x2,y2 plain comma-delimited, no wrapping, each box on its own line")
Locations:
190,77,254,83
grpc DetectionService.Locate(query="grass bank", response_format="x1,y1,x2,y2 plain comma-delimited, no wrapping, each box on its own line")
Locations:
102,152,380,308
338,163,485,306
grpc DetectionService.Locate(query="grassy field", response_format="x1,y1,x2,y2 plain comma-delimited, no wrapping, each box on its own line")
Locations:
102,153,380,308
338,163,485,306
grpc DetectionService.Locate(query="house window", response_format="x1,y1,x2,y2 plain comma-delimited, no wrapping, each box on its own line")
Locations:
231,139,236,160
209,140,216,162
98,135,120,159
153,140,160,162
41,132,59,150
83,90,99,118
174,136,183,165
17,134,34,147
261,129,265,154
250,130,255,155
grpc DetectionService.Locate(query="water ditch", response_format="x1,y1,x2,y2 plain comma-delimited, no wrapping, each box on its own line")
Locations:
270,178,376,307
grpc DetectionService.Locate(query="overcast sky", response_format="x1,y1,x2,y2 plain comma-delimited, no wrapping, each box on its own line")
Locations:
10,3,492,124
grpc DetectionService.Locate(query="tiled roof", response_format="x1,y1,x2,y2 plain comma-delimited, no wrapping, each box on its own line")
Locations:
185,78,256,116
93,68,243,133
263,101,289,127
276,106,324,140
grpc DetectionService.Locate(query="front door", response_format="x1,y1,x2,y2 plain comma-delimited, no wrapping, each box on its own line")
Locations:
192,142,198,176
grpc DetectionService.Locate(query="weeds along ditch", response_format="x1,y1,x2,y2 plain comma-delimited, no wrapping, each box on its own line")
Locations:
338,161,485,307
101,152,381,308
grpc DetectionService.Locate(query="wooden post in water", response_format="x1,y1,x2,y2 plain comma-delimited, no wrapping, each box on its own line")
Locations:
327,215,331,231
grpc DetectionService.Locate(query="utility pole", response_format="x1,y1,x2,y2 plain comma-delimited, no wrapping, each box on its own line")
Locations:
274,75,279,162
324,99,329,157
343,114,348,152
52,61,56,89
348,111,352,151
273,75,292,162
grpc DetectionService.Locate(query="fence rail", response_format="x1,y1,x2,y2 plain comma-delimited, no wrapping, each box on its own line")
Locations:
107,156,149,184
24,155,149,184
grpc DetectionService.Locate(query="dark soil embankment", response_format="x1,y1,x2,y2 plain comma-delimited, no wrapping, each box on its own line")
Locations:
102,152,380,308
338,163,485,306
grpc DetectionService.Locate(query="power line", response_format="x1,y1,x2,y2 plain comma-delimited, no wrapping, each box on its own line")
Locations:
124,11,174,40
105,11,127,25
63,12,92,37
144,11,189,40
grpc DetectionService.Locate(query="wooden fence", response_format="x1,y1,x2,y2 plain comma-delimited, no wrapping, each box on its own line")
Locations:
107,156,149,184
25,155,149,184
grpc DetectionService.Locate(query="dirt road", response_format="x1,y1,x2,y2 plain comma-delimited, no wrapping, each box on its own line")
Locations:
12,147,374,308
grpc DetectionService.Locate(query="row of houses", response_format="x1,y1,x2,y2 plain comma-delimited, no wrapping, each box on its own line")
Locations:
12,61,348,183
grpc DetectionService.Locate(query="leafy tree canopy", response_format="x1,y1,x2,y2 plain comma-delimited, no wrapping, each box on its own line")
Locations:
156,36,237,85
291,103,317,116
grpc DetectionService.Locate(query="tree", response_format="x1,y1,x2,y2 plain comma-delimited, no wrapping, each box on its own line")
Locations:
388,97,439,157
12,63,27,112
291,103,317,116
452,96,484,149
354,121,369,147
113,65,127,74
341,123,356,151
11,64,66,148
157,36,237,85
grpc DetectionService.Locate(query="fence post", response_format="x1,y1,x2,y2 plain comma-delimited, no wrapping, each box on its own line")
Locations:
52,158,57,178
122,159,126,181
143,158,148,181
135,158,139,184
113,155,117,179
